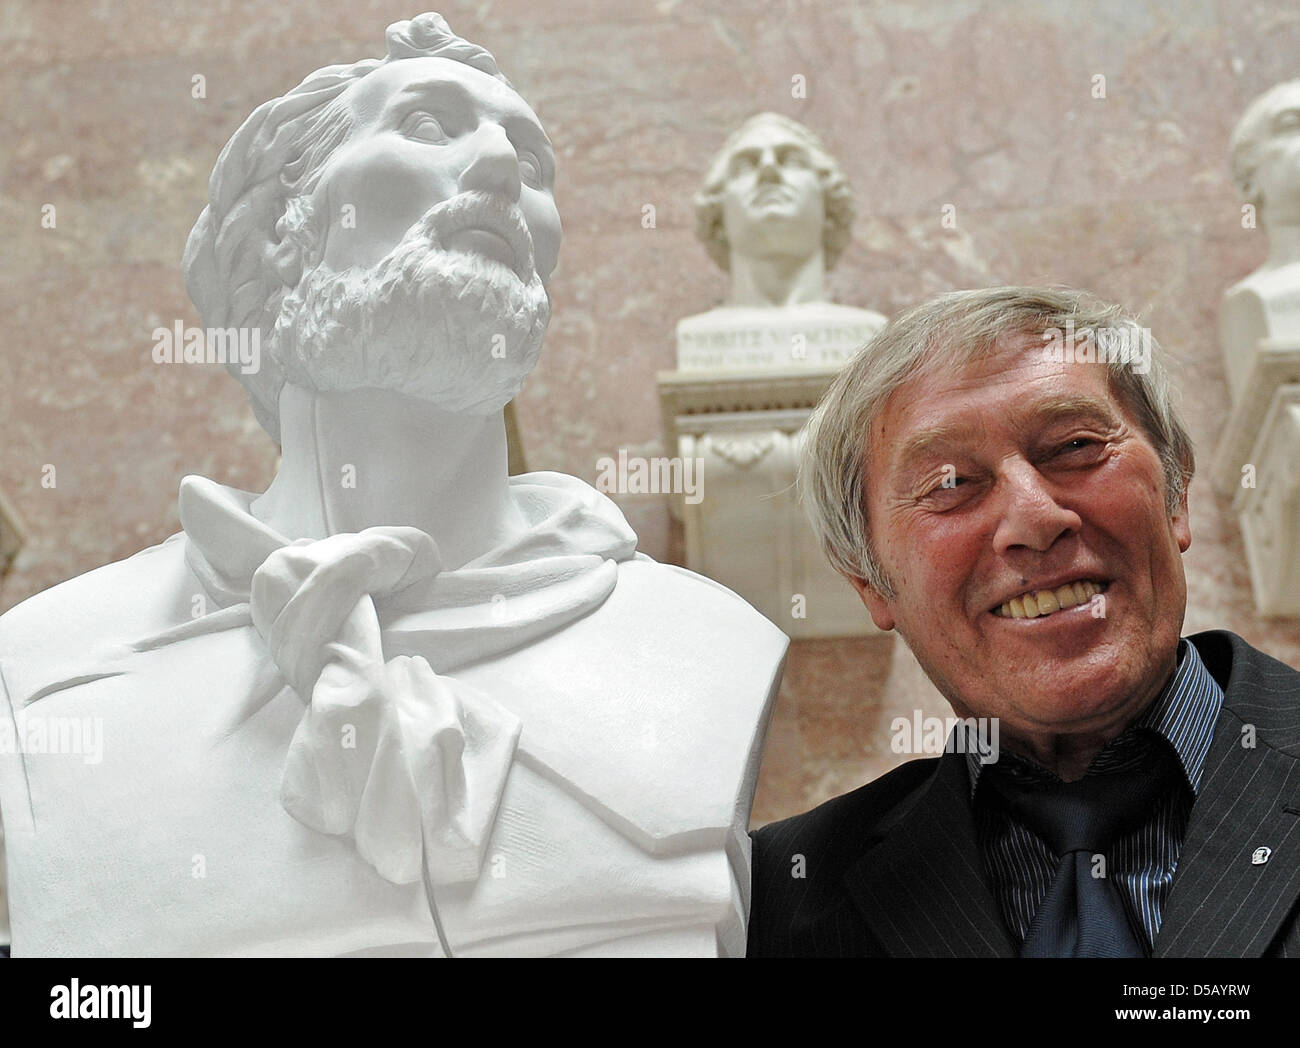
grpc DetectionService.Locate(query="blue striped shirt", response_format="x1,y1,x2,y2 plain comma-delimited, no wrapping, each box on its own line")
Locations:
964,638,1225,953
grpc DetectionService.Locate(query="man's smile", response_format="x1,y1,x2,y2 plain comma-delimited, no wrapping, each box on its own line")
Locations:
991,579,1110,619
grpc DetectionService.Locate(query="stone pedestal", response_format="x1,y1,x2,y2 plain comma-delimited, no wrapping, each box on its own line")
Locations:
658,365,878,638
1211,339,1300,495
1219,274,1300,403
1212,332,1300,617
1232,384,1300,617
676,303,886,371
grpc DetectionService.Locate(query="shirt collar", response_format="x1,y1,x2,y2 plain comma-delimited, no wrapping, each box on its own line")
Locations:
963,638,1225,800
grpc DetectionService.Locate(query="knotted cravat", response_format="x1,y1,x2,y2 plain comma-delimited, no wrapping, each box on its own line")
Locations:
175,472,638,890
248,526,522,888
983,740,1181,957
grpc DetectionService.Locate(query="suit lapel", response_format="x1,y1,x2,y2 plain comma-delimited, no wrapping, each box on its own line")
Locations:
1155,631,1300,957
841,750,1015,957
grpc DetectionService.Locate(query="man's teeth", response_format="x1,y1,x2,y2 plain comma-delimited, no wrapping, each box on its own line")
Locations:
995,580,1105,619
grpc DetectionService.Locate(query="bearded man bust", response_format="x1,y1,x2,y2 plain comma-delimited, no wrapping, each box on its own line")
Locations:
0,13,787,957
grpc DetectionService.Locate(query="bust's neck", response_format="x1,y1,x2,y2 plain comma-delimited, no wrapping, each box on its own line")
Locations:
250,384,525,569
726,249,826,308
1265,221,1300,270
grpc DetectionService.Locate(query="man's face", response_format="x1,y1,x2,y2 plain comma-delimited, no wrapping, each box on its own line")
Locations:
720,121,824,263
1249,83,1300,227
271,56,560,414
852,334,1192,753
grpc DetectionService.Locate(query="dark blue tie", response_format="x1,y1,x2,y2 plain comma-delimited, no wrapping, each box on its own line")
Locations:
985,742,1180,957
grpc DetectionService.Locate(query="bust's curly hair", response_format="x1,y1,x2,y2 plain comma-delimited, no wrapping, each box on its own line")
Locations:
693,112,854,273
182,13,512,445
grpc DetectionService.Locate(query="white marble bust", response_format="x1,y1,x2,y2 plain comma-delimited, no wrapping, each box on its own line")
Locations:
0,13,786,957
677,112,885,370
1221,79,1300,398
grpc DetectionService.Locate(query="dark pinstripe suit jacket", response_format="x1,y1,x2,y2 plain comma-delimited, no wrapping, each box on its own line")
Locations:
748,630,1300,957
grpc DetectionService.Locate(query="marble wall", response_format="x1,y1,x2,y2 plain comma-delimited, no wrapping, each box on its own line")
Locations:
2,0,1298,827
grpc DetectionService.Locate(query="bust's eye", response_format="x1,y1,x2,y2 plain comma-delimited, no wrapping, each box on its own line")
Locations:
778,147,811,168
1274,108,1300,134
729,153,758,175
518,150,543,188
401,112,448,143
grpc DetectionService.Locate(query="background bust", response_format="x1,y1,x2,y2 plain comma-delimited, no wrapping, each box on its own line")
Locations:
1222,78,1300,380
691,111,884,323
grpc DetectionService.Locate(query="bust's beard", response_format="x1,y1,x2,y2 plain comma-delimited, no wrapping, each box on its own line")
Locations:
268,204,550,415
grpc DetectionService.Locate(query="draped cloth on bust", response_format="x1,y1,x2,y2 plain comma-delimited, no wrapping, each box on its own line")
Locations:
176,470,639,888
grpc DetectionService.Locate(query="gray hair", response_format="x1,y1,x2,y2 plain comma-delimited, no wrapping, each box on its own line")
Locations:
798,286,1196,598
1229,79,1300,219
694,112,854,272
182,13,512,445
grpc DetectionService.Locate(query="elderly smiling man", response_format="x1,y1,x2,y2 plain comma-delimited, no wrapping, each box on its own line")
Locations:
748,286,1300,958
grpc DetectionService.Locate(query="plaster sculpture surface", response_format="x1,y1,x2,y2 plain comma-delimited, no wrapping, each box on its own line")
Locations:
0,13,787,957
1211,81,1300,616
1234,385,1300,616
1220,80,1300,403
660,113,884,637
677,112,886,370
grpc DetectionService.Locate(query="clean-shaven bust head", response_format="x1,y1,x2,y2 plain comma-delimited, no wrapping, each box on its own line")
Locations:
1230,79,1300,234
183,12,560,445
694,112,854,274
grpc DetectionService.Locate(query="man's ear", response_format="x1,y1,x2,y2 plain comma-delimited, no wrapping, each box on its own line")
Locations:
847,575,896,632
1172,478,1192,554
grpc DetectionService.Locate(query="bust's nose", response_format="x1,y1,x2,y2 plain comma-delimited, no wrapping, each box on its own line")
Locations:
458,123,521,202
756,146,782,182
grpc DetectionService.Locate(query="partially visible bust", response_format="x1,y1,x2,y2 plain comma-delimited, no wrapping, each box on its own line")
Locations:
0,13,786,957
676,112,885,370
1221,79,1300,398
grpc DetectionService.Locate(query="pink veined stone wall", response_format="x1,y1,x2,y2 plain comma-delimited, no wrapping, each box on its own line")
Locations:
1,0,1297,825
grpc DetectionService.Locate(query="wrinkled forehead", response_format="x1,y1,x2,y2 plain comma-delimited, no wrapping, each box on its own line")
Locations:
872,332,1124,459
342,56,549,139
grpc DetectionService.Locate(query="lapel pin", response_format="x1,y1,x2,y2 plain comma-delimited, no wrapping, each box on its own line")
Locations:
1251,846,1272,865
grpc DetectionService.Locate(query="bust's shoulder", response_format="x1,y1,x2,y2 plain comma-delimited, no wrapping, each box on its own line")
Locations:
1222,264,1300,322
484,552,788,728
1225,263,1298,299
463,555,788,849
1224,271,1266,302
0,534,194,661
586,554,789,682
617,554,784,628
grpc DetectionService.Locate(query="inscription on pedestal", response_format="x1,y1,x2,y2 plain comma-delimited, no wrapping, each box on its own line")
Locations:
677,314,884,370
